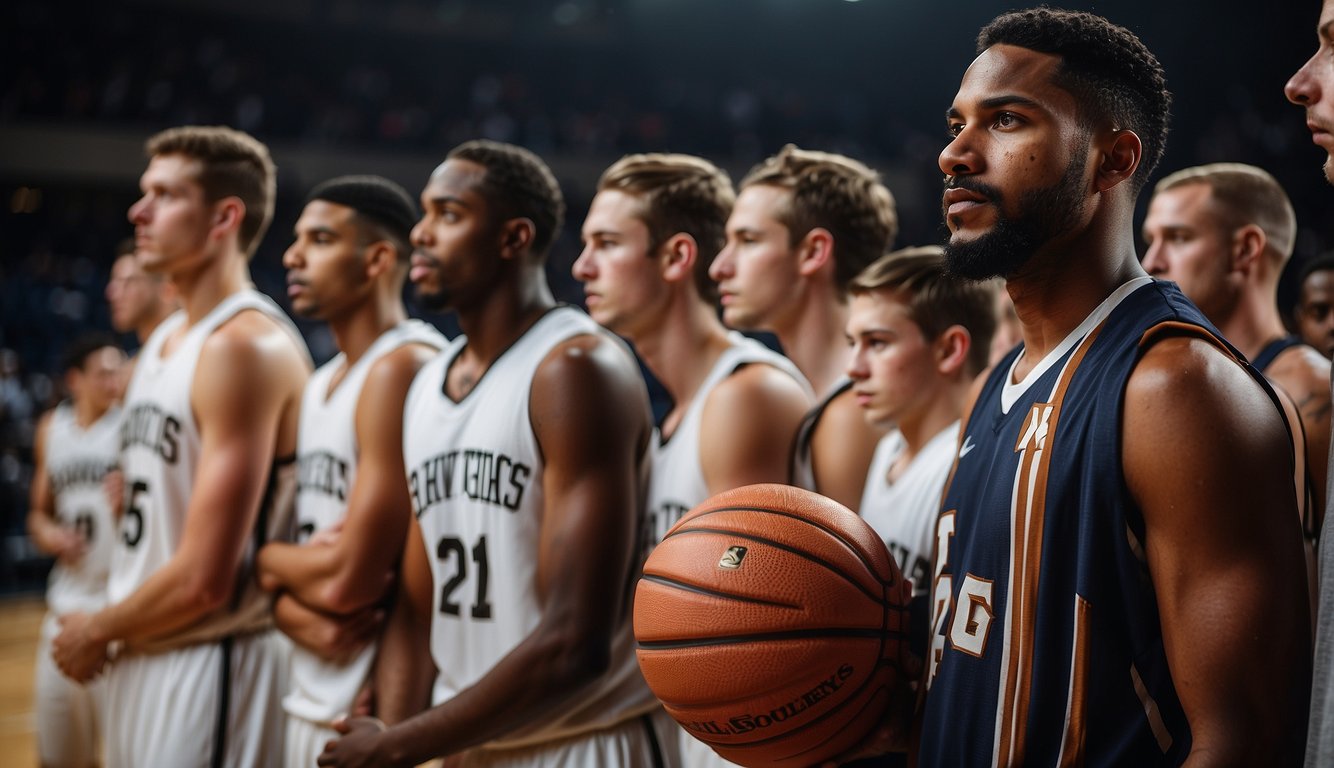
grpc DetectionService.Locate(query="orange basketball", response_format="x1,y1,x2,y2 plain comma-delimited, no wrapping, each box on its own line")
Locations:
634,483,911,767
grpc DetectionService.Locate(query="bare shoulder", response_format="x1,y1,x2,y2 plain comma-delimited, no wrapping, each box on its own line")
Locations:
1266,344,1332,406
535,332,645,398
532,331,651,464
195,308,309,418
814,387,881,446
364,342,442,394
1124,335,1290,493
705,361,811,416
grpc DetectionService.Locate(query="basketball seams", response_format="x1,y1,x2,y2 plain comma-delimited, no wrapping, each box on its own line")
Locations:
674,504,894,585
637,627,902,650
638,573,801,610
662,523,890,605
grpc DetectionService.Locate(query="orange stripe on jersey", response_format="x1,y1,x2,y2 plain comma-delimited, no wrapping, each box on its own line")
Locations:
996,321,1105,767
1058,594,1091,768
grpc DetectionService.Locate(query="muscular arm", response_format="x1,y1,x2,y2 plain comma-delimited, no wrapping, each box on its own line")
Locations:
371,516,436,725
332,335,651,766
1124,337,1310,766
77,316,307,649
810,389,886,510
258,345,433,614
700,363,813,495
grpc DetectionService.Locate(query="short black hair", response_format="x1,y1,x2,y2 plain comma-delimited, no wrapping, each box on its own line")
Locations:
306,175,419,260
1299,253,1334,287
978,7,1171,191
447,140,565,259
62,332,119,373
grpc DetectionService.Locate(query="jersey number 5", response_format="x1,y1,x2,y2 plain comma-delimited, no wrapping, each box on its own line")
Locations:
122,480,149,548
436,535,494,620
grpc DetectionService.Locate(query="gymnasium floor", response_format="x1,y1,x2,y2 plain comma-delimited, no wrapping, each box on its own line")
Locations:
0,595,43,766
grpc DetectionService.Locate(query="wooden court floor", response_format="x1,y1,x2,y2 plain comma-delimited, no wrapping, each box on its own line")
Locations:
0,594,44,767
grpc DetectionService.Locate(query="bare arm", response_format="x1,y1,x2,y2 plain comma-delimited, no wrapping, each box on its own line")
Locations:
811,389,886,510
1268,346,1332,527
371,516,436,725
1125,337,1310,766
322,334,651,767
273,591,383,665
258,345,433,614
27,411,85,561
700,363,812,495
54,314,307,679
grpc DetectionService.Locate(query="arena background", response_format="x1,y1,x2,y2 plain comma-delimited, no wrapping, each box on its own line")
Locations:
0,0,1323,594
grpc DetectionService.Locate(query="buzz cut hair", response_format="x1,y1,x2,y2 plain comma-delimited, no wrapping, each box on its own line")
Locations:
739,144,899,293
1154,163,1297,262
306,174,420,262
597,153,735,302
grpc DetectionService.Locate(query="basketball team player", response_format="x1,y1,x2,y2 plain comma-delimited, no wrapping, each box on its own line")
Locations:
52,126,312,767
106,238,178,356
319,140,666,767
844,246,994,659
1287,5,1334,760
253,175,444,767
28,335,125,768
1294,254,1334,360
709,146,896,510
908,8,1307,764
1142,162,1330,583
573,152,812,767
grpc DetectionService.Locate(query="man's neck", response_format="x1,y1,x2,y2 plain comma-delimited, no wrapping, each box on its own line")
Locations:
329,297,409,369
1215,287,1291,362
772,294,850,397
136,306,177,345
631,299,733,421
73,398,110,429
456,271,556,367
172,250,253,326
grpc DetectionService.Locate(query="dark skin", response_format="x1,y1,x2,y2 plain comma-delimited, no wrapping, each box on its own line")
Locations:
832,43,1310,765
319,158,652,767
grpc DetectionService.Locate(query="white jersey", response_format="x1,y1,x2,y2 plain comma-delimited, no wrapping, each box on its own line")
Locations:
112,289,308,651
403,306,656,750
43,402,122,616
285,320,445,726
789,377,853,492
858,423,959,599
648,336,808,768
647,333,809,545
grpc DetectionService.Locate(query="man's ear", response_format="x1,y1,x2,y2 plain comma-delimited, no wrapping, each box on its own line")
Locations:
1094,129,1142,194
363,240,399,279
499,217,536,260
935,325,972,377
797,227,834,278
660,233,698,285
1230,224,1268,277
211,197,245,243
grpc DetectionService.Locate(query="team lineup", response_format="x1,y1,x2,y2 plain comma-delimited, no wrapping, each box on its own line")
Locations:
20,3,1334,766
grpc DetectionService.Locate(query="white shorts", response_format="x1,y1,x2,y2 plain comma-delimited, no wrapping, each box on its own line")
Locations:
35,612,107,768
459,709,681,768
284,714,335,768
105,630,289,768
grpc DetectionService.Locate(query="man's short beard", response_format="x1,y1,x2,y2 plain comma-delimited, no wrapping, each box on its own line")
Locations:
943,142,1090,282
413,284,451,312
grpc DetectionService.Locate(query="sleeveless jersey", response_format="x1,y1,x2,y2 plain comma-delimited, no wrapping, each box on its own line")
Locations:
285,320,445,725
1253,335,1307,373
858,422,958,657
402,306,656,750
646,333,810,546
112,290,309,653
920,279,1285,767
44,402,122,616
789,377,853,491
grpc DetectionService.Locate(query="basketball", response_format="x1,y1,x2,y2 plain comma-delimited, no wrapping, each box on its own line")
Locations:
633,483,911,767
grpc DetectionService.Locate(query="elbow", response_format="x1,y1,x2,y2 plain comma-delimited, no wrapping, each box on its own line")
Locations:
319,571,390,615
182,574,234,617
541,624,613,689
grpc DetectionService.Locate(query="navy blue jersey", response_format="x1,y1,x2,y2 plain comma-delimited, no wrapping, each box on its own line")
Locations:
919,280,1284,767
1253,335,1307,373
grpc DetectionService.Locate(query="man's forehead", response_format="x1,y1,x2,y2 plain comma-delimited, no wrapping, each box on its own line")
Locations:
426,158,486,194
955,44,1066,105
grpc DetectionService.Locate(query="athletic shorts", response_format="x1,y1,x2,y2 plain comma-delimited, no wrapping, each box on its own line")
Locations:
105,630,289,768
459,709,681,768
35,612,107,768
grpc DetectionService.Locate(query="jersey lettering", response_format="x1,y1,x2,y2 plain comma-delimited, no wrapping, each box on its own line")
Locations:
296,450,349,502
949,573,996,657
120,403,182,464
122,479,149,548
49,460,118,496
436,534,494,620
409,450,532,515
928,510,956,686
